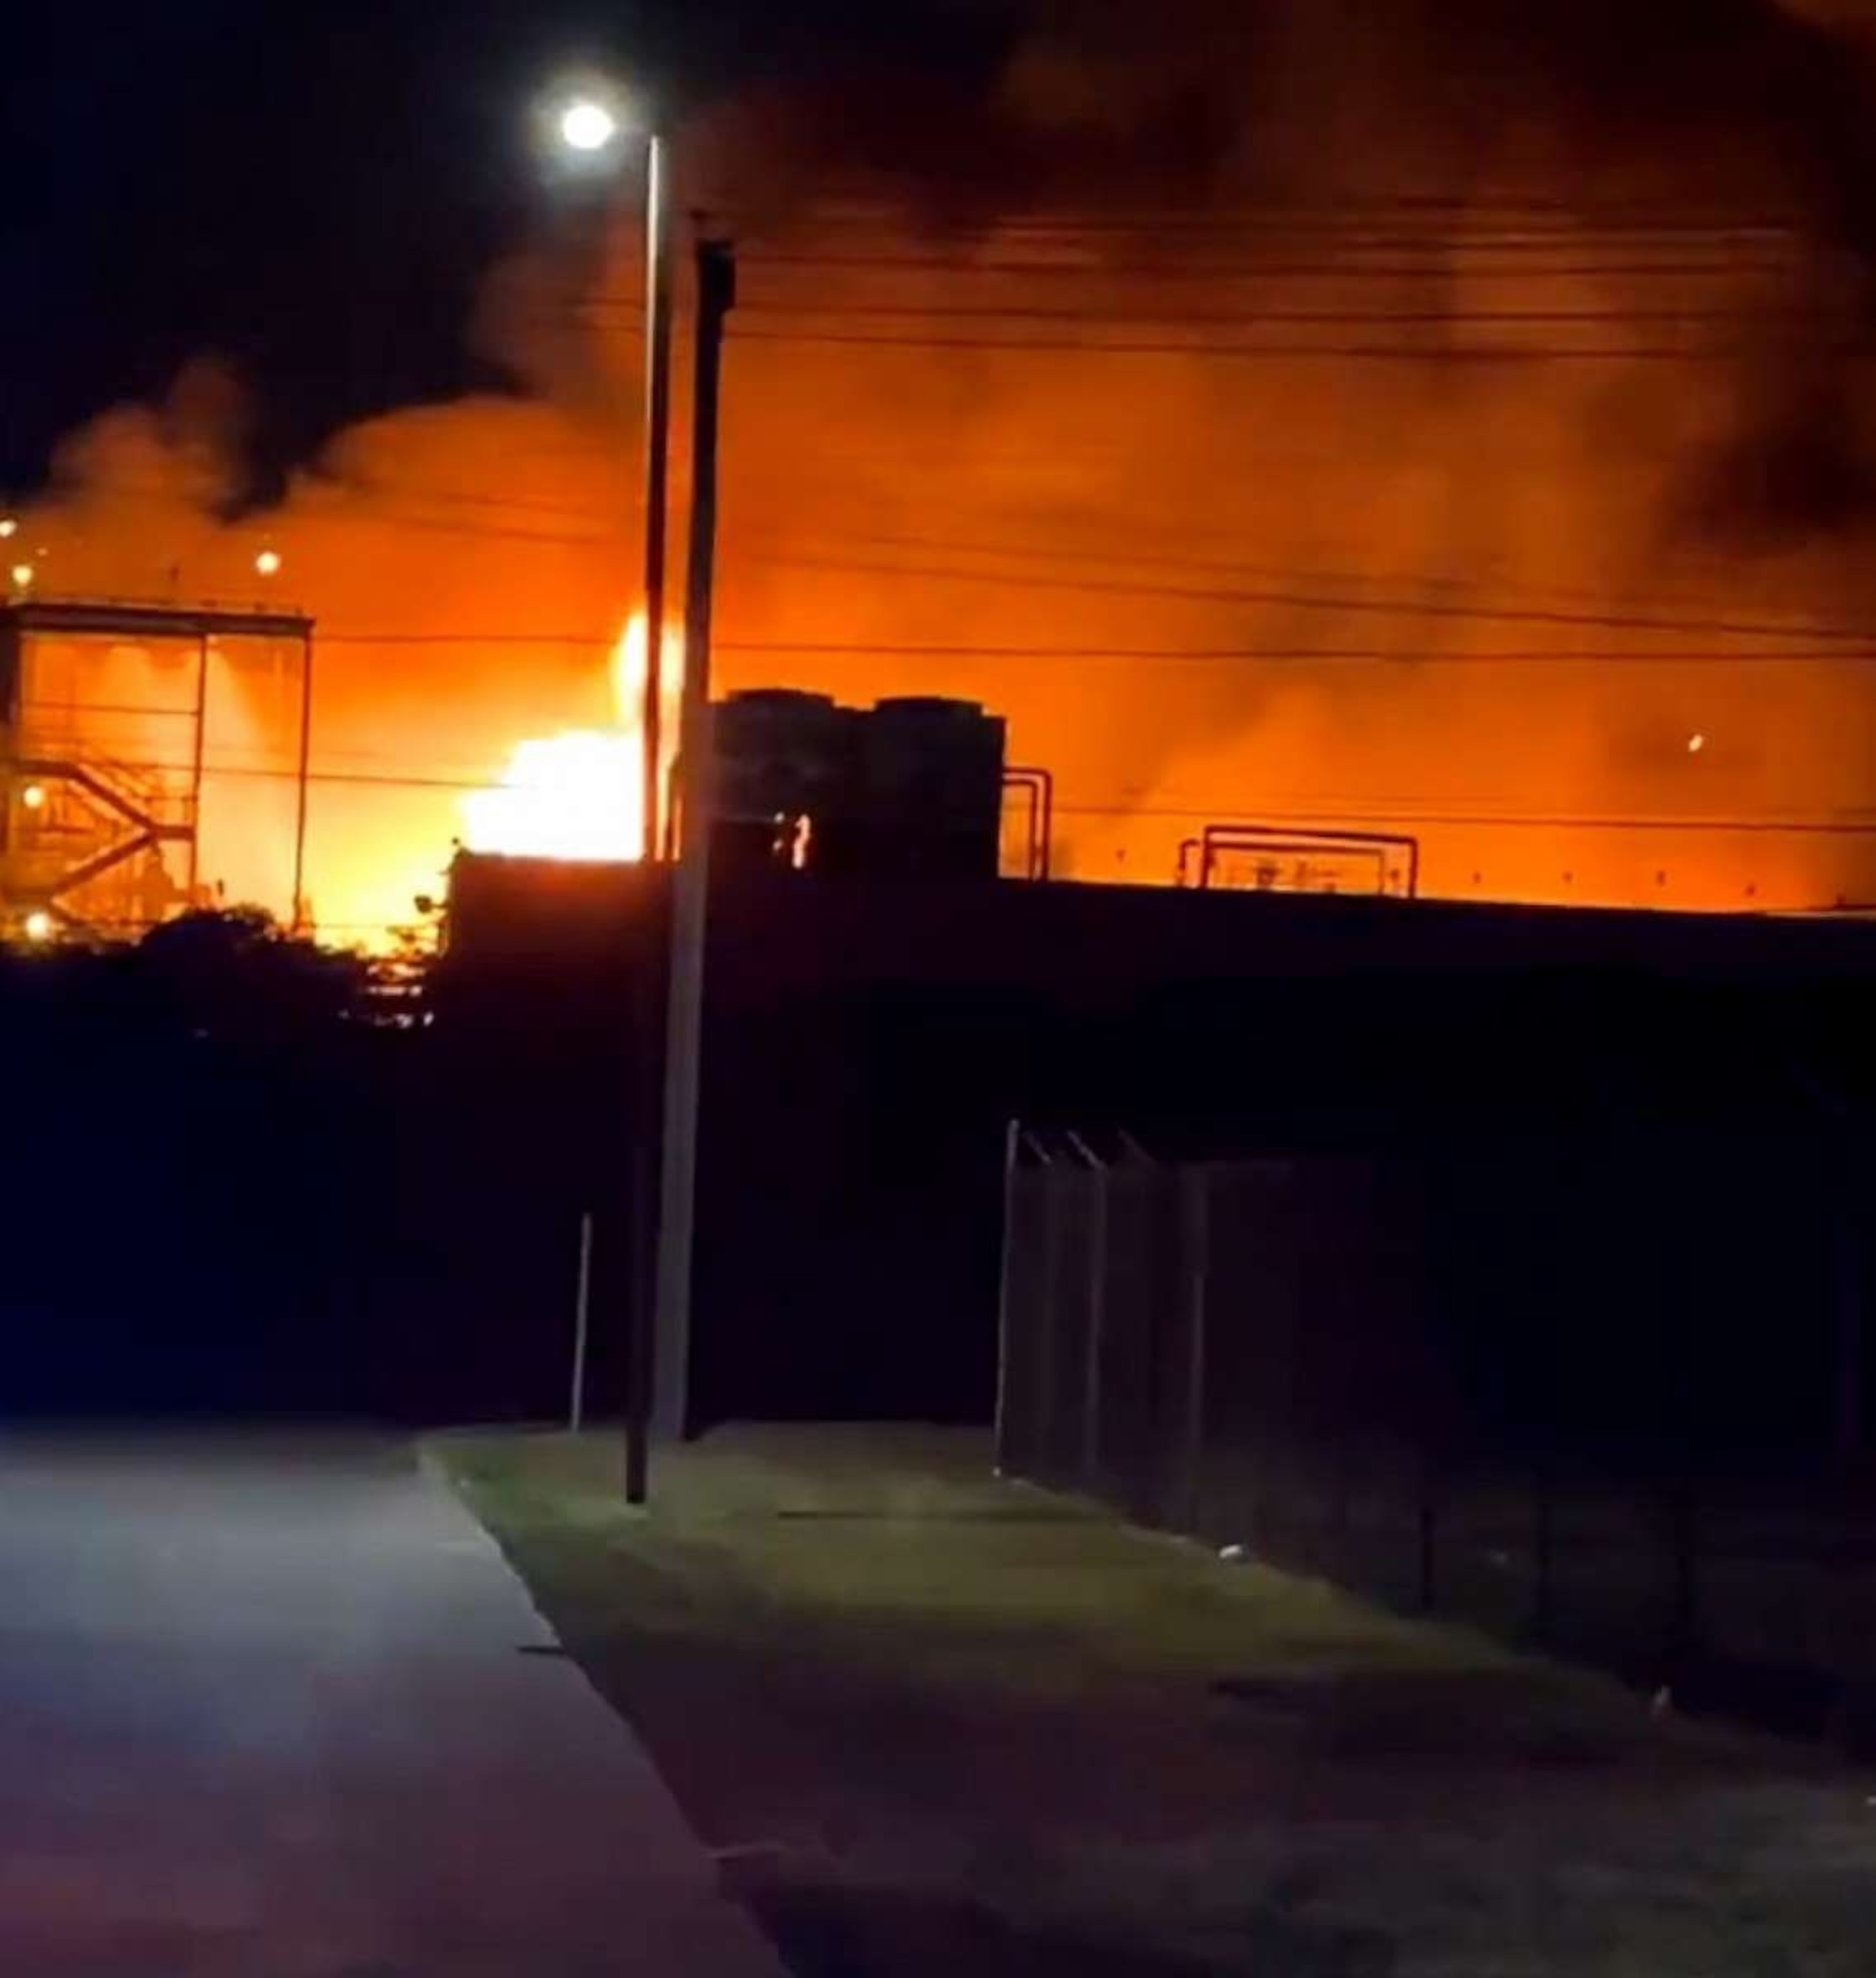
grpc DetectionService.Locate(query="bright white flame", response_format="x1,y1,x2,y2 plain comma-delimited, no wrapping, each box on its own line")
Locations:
558,99,619,153
461,731,640,861
255,549,283,578
460,613,682,863
20,784,45,811
22,911,52,943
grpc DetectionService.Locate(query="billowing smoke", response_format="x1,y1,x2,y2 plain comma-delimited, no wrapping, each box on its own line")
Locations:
20,0,1876,928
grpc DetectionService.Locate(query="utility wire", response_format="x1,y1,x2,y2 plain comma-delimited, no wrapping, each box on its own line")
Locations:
735,251,1806,280
725,328,1833,362
722,301,1839,327
735,551,1876,646
54,749,1876,840
1056,803,1876,836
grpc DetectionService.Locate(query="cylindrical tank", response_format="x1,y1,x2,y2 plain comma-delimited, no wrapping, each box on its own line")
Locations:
710,690,1007,880
709,690,858,874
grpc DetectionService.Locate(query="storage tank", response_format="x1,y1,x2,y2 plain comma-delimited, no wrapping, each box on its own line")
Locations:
817,697,1007,880
708,690,858,876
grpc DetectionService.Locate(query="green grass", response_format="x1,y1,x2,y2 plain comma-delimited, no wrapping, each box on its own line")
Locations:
435,1424,1876,1977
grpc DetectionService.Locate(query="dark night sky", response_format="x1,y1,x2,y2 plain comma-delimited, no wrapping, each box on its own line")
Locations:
9,1,1875,502
0,0,1002,493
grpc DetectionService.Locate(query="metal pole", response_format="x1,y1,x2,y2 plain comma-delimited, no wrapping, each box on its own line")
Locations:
651,236,737,1445
624,135,677,1509
1068,1133,1110,1491
640,133,674,865
570,1211,594,1433
1182,1167,1209,1531
189,633,209,899
992,1118,1022,1476
290,630,313,932
1835,1142,1864,1464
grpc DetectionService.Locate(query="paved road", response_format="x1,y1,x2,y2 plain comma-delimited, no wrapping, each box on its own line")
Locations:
0,1431,784,1978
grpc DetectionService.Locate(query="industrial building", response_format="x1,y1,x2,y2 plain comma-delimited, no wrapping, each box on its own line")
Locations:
0,598,314,939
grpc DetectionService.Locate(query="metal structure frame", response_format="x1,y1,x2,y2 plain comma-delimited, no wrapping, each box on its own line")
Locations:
1002,766,1056,881
1177,820,1421,899
0,598,316,934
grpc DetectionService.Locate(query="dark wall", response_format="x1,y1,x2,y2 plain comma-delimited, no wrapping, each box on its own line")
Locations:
439,862,1876,1435
5,871,1873,1431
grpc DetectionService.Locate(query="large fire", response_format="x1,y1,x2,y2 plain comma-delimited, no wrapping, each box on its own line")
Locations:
459,614,682,865
21,5,1876,939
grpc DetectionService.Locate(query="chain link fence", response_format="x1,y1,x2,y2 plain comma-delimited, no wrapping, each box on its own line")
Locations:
996,1127,1876,1747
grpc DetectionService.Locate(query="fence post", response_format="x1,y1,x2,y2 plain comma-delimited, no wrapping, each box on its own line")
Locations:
1667,1473,1699,1679
1416,1449,1439,1613
1328,1433,1352,1581
568,1210,594,1433
1531,1456,1555,1641
992,1120,1022,1476
1181,1166,1211,1533
1828,1139,1868,1752
1035,1142,1062,1478
1070,1133,1112,1492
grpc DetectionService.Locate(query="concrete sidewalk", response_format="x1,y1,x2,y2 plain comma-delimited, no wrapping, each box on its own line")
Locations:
0,1429,783,1978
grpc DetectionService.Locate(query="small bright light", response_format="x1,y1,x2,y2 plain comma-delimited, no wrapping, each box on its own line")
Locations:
1687,733,1707,755
558,99,619,153
20,784,46,812
23,911,52,944
0,518,15,540
10,563,33,590
255,549,283,578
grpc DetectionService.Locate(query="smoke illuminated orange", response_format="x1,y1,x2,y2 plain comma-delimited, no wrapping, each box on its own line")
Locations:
460,614,682,864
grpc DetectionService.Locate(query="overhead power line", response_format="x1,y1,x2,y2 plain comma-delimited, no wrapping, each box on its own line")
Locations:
725,301,1837,328
738,551,1876,646
1059,803,1876,837
710,640,1876,666
725,326,1828,363
134,628,1876,666
735,250,1805,281
66,750,1876,843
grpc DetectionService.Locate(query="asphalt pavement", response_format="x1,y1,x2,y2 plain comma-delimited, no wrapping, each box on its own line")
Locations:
0,1429,784,1978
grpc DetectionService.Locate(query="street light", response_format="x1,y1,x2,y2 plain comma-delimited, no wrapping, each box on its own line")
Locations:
549,82,674,1504
255,548,283,579
558,99,619,153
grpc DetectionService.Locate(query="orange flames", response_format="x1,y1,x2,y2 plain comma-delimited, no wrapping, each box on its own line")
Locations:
459,614,682,865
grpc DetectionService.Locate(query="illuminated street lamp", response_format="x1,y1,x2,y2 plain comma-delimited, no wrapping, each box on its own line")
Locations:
20,783,46,812
22,910,52,944
255,548,283,579
558,99,619,153
10,563,33,591
0,517,16,540
547,81,674,1506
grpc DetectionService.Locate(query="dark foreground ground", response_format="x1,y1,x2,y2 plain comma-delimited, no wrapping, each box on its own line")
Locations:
0,1430,779,1978
439,1424,1876,1978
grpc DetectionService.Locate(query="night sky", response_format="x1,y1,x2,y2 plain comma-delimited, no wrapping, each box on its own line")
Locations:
0,0,1000,494
10,2,1876,502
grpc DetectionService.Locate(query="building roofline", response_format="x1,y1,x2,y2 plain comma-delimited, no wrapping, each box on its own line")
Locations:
0,596,314,641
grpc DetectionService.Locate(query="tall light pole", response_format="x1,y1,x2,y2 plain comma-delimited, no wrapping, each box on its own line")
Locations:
552,89,676,1504
653,237,736,1444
